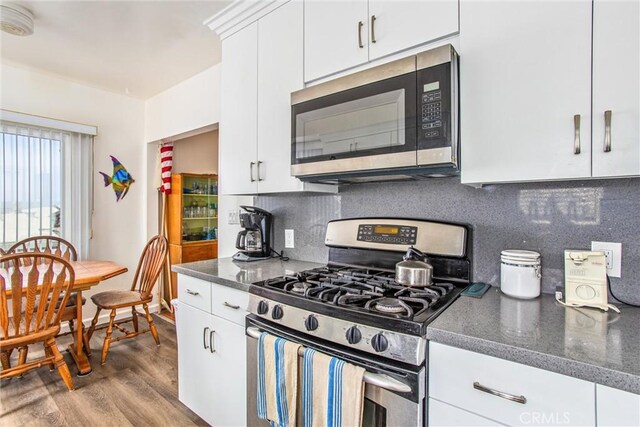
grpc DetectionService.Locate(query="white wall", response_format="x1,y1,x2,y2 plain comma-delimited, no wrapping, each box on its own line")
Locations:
144,64,221,143
144,64,252,260
1,63,149,323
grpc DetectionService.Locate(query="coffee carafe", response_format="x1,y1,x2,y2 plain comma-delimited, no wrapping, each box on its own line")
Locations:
233,206,274,262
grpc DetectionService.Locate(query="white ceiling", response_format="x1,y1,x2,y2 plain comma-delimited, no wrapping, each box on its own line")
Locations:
0,0,231,99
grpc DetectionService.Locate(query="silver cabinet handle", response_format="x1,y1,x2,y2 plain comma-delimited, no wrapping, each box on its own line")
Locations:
257,161,263,181
357,21,364,48
250,162,256,182
371,15,377,43
604,110,612,152
573,114,581,154
209,329,216,353
185,289,199,296
223,301,240,310
473,382,527,404
203,327,210,349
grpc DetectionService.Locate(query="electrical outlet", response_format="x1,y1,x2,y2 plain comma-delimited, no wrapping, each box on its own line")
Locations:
285,229,295,248
228,210,240,225
591,241,622,278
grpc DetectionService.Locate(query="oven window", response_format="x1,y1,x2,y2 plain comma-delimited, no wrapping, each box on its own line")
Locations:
362,397,387,427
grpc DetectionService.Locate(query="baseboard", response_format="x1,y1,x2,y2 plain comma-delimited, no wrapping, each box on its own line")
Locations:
59,303,160,333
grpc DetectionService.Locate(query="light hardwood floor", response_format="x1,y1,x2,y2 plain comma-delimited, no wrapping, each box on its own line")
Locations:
0,316,207,427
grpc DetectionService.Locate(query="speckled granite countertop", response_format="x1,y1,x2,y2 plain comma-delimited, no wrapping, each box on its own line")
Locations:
427,288,640,394
172,257,325,292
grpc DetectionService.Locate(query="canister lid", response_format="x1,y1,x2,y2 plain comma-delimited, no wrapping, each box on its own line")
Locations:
501,249,541,265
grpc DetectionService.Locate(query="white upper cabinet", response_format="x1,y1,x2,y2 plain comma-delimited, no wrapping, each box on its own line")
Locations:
304,0,459,82
368,0,458,61
217,2,335,195
592,0,640,178
304,0,369,82
460,0,593,185
219,22,259,195
257,0,307,193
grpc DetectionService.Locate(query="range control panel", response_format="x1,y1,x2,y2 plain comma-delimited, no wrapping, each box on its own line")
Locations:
357,224,417,245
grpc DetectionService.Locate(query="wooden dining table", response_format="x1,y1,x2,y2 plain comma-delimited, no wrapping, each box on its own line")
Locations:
3,260,128,376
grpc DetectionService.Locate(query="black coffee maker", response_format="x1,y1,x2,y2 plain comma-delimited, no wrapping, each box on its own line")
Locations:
232,206,274,262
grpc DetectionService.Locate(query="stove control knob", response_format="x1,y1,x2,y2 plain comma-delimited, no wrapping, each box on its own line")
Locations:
371,333,388,353
271,305,284,320
304,315,319,331
257,300,269,315
345,326,362,344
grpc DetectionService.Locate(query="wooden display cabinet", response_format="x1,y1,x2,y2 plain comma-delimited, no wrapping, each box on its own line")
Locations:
167,173,218,296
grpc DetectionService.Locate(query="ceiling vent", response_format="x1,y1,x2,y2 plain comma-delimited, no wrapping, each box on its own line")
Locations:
1,3,34,36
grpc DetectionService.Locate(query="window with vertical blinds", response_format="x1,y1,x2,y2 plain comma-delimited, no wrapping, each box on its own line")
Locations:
0,112,95,258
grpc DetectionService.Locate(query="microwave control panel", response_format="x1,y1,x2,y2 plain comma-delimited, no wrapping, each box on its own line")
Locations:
357,224,417,245
417,61,453,148
421,82,443,139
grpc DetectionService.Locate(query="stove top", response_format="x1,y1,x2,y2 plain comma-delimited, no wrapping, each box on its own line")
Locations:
247,217,472,366
261,266,459,320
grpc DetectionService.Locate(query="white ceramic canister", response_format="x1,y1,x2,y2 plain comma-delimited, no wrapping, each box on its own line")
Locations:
500,250,541,299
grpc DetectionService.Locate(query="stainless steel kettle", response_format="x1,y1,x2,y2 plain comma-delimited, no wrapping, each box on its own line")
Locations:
395,246,433,287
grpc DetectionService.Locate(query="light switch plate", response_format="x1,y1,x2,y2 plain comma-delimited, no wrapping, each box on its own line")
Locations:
228,210,240,225
591,241,622,278
285,229,295,248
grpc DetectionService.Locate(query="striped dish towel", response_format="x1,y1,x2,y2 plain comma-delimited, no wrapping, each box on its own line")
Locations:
302,348,366,427
257,332,302,427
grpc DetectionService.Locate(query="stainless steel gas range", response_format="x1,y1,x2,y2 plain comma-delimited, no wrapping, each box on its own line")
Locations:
246,218,472,426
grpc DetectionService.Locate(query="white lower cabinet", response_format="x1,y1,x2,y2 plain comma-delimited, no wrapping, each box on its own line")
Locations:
596,384,640,427
175,276,247,427
429,343,595,426
429,398,505,426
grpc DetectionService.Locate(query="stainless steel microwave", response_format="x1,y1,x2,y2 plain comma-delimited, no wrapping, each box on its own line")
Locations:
291,44,459,183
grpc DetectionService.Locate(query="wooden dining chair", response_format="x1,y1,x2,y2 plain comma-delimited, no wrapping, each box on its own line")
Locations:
0,253,75,390
8,236,87,344
86,235,167,365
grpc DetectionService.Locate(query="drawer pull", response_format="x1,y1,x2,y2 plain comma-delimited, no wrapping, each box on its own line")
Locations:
185,289,200,296
473,382,527,404
223,301,240,310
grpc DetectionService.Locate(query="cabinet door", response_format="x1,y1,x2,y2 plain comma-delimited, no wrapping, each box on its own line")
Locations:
208,314,247,427
220,22,259,195
429,398,505,426
257,0,304,193
304,0,369,82
175,302,217,425
596,385,640,427
592,0,640,177
368,0,458,61
460,1,592,184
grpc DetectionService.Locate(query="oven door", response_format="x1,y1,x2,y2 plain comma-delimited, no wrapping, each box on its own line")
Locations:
246,316,425,427
291,72,418,178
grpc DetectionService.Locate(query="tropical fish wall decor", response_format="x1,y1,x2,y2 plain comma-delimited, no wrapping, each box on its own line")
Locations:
99,155,135,202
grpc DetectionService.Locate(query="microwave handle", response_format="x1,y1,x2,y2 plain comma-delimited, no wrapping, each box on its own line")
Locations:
245,326,411,394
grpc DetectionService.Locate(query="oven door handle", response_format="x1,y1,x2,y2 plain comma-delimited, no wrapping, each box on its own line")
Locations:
246,326,412,394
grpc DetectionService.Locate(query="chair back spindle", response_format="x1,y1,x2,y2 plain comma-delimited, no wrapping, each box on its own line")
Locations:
8,236,78,265
0,254,74,343
130,236,167,300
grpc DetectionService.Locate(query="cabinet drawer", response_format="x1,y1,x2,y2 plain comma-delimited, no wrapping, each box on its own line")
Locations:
182,242,217,263
178,275,211,312
429,343,595,426
429,398,505,426
210,283,248,326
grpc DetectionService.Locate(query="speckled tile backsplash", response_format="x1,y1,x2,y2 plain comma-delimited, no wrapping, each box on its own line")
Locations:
255,177,640,305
